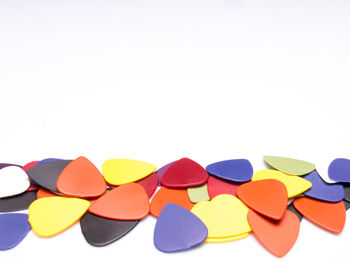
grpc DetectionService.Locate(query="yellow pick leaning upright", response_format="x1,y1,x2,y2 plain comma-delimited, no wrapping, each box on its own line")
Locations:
28,196,90,237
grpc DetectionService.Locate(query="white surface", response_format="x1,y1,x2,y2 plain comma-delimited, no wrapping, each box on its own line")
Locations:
1,0,350,262
0,166,30,198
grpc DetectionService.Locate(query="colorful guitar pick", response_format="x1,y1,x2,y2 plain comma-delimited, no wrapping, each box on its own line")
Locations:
160,158,208,188
150,187,194,217
248,209,300,257
137,172,159,198
0,213,31,250
328,158,350,183
206,159,253,183
263,156,315,175
198,194,251,241
294,197,346,234
28,196,90,237
102,159,157,185
187,183,210,203
154,203,208,252
303,171,344,202
237,179,288,220
56,156,107,198
207,176,240,199
89,183,149,220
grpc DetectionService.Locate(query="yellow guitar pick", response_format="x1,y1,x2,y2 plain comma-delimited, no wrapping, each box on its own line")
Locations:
206,233,249,243
191,201,210,217
102,159,157,185
252,169,312,198
198,194,251,240
28,196,90,237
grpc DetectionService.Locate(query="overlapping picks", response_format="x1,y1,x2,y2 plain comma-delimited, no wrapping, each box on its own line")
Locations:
1,155,350,258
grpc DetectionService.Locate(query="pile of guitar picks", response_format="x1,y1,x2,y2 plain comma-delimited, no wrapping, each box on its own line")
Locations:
0,156,349,257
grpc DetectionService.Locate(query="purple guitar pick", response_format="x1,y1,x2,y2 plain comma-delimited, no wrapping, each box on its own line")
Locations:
304,171,344,202
154,203,208,252
0,213,31,250
206,159,253,183
328,158,350,183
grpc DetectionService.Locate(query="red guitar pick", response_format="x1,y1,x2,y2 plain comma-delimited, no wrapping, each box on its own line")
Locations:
160,158,208,188
293,197,346,234
237,179,288,220
56,156,107,198
248,209,300,257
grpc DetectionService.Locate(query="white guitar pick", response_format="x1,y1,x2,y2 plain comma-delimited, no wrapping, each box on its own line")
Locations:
0,166,30,198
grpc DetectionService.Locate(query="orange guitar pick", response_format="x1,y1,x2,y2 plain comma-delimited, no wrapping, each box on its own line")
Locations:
56,156,107,198
293,197,346,234
37,188,58,199
150,187,194,217
237,179,288,220
248,210,300,257
89,183,149,220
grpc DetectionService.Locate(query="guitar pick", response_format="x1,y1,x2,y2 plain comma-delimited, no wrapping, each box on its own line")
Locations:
303,171,344,202
26,159,72,192
248,210,300,257
0,166,30,198
102,159,157,185
206,159,253,183
263,155,315,175
154,203,208,252
207,176,240,199
237,179,288,220
287,203,303,221
56,156,107,198
37,188,59,199
293,197,346,234
0,213,31,250
160,158,208,188
199,194,251,240
80,212,139,247
187,183,210,203
191,201,210,217
156,161,176,183
28,196,90,237
150,187,194,217
89,183,149,220
252,169,312,198
137,172,159,198
328,158,350,183
0,191,37,212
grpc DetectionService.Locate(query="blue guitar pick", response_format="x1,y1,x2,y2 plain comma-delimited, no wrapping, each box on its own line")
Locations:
0,213,31,250
206,159,253,183
304,171,344,202
328,158,350,183
154,203,208,252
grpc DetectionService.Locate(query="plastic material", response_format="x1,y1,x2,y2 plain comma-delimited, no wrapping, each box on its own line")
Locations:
206,159,253,183
263,156,315,176
154,203,208,252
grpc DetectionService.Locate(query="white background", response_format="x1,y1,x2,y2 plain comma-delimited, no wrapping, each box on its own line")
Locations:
1,0,350,262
